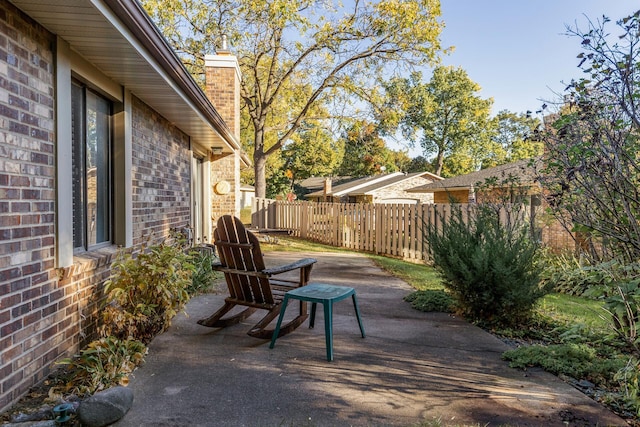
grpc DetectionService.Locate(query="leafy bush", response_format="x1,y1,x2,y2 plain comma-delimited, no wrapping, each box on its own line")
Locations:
538,11,640,263
539,252,606,297
404,290,455,313
604,280,640,351
615,358,640,417
56,336,147,396
187,245,219,295
426,204,546,326
102,235,193,344
503,342,626,387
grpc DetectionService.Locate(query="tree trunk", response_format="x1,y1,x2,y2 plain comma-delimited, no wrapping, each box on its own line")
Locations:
254,151,267,199
253,122,268,199
435,151,444,176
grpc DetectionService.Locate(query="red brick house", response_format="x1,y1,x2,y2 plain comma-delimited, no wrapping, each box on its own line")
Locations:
0,0,245,412
407,159,576,252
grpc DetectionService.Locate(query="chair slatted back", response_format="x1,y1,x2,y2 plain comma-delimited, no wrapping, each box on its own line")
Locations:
214,216,275,306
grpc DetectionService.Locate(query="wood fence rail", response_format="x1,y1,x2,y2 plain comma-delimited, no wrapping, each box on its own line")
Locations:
251,198,568,262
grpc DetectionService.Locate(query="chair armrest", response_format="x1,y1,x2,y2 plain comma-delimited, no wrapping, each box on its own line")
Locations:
212,265,268,278
212,258,316,277
262,258,317,276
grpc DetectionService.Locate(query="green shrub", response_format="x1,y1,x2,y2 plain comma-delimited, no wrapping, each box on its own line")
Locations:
615,358,640,417
56,336,147,396
539,252,606,297
539,254,639,300
603,280,640,351
404,290,455,313
503,342,626,386
426,204,546,326
102,235,193,344
187,246,219,295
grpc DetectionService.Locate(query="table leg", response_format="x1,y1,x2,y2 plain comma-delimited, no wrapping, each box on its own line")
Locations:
310,302,317,329
324,301,333,361
269,295,290,349
352,294,365,338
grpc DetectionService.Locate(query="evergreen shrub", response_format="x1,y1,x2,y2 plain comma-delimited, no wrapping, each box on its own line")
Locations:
426,204,546,326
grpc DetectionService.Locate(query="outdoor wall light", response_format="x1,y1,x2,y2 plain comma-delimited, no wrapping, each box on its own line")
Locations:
210,146,223,155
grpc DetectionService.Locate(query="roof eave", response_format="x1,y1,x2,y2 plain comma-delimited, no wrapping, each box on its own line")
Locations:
102,0,240,152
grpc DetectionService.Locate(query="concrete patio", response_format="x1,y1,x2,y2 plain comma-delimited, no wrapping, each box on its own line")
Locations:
115,251,626,427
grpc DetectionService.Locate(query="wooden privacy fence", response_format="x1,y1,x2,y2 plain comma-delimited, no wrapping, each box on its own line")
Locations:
252,198,557,263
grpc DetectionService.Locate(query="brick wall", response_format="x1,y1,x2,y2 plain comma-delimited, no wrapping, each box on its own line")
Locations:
0,4,195,410
205,54,241,221
204,56,240,138
0,0,57,412
131,96,192,246
210,152,238,222
539,212,576,253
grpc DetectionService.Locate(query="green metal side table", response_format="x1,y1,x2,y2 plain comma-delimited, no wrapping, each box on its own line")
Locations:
270,283,365,361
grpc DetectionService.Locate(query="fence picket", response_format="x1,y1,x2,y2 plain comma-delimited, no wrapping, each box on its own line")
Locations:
252,198,573,262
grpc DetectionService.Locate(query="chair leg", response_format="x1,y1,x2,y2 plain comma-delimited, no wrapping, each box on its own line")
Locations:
253,299,309,340
197,302,257,328
351,294,365,338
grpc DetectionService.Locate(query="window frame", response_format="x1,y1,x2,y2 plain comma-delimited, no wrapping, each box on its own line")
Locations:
56,37,131,268
71,80,114,253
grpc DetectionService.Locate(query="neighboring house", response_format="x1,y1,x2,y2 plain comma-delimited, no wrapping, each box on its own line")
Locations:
240,184,255,209
296,176,356,197
306,172,442,204
0,0,245,412
407,158,577,251
407,159,540,204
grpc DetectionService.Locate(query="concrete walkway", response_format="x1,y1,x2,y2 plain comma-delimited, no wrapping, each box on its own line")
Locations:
115,251,626,427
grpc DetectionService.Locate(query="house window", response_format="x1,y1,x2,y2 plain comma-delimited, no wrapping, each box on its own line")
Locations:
71,81,113,251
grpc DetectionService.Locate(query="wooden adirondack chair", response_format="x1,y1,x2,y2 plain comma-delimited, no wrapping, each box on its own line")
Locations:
198,215,317,339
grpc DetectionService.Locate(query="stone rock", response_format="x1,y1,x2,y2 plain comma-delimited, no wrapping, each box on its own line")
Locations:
77,386,134,427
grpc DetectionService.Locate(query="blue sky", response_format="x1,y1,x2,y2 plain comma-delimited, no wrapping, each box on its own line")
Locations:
439,0,637,115
392,1,637,157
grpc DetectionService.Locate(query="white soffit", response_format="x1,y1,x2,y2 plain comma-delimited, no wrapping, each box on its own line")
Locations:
9,0,238,153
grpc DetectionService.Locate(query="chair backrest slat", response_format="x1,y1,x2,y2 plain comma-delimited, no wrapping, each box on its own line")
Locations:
214,216,274,305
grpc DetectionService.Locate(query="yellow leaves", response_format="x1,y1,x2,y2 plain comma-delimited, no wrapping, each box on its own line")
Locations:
54,337,147,396
371,0,444,53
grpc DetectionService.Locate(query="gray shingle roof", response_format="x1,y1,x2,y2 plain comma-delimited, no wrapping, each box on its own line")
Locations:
298,176,356,193
306,173,401,198
349,171,440,195
306,171,442,198
407,158,540,193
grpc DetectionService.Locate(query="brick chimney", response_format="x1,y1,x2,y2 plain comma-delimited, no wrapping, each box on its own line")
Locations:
324,178,332,201
204,41,241,139
204,42,242,220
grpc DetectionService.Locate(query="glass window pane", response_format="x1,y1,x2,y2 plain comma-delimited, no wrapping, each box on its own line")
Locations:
72,82,112,251
71,82,85,250
85,91,111,246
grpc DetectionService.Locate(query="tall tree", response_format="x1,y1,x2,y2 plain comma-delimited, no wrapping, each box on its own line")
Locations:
336,120,399,177
382,67,493,176
282,122,344,186
405,155,433,173
141,0,445,198
539,10,640,262
491,110,543,165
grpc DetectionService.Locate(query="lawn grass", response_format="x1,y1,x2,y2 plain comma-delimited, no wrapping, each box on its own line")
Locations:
259,234,357,253
366,254,443,291
537,292,609,332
